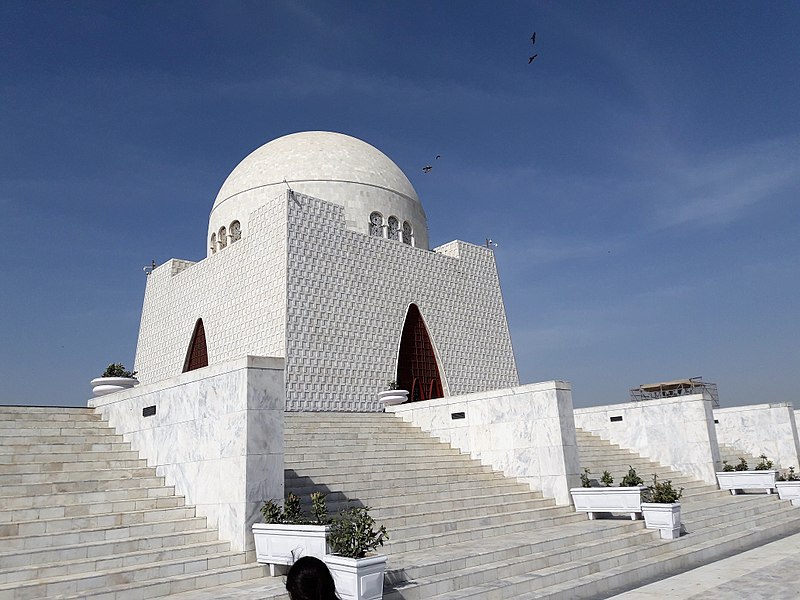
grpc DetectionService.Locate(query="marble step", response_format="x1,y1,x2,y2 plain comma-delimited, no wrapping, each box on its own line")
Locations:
0,527,220,569
285,447,462,461
2,516,210,551
0,553,265,600
380,503,579,542
0,483,177,510
384,508,586,555
0,505,198,537
0,494,186,524
285,452,471,469
0,406,98,419
388,497,800,600
473,510,800,600
285,461,495,480
358,490,547,519
0,539,233,584
284,474,531,501
0,449,141,464
0,457,148,475
0,425,123,438
0,441,132,454
0,433,125,445
0,474,168,497
0,465,158,485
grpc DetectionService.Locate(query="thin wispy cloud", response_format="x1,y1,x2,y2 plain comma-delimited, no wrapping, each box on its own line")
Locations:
650,137,800,228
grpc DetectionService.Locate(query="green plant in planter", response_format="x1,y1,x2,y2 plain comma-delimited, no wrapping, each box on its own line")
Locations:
620,465,643,487
778,466,799,482
310,491,328,524
386,380,400,390
755,454,774,470
734,457,749,471
580,468,592,488
721,460,735,472
260,492,330,525
600,470,614,487
102,363,137,378
327,505,388,559
642,474,683,504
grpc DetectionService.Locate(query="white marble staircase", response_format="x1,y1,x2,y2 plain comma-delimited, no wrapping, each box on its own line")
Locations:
270,414,800,600
4,406,800,600
0,405,271,600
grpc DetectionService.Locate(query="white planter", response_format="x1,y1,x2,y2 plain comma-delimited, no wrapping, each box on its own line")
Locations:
569,486,645,520
377,390,408,407
716,470,778,495
776,481,800,506
641,502,681,539
323,554,387,600
252,524,329,576
90,376,139,397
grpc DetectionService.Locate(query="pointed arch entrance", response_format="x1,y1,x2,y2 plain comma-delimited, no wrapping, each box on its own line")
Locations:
183,319,208,373
397,304,443,402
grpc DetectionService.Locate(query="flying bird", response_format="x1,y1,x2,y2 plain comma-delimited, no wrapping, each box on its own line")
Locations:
528,54,538,64
436,155,441,160
422,165,432,173
531,32,536,45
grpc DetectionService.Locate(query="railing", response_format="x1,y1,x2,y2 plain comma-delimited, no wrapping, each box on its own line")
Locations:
630,378,720,408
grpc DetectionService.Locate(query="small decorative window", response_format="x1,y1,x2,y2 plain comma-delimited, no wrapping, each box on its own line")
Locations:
402,221,412,245
369,212,383,237
387,216,399,240
210,233,217,254
218,226,227,250
229,220,241,243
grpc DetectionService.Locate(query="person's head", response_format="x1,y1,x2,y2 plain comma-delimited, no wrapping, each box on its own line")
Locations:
285,556,338,600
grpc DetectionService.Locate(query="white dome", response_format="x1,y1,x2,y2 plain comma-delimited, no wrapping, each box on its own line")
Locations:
208,131,429,255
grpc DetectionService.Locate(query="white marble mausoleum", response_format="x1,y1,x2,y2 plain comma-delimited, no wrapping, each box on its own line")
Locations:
134,131,519,411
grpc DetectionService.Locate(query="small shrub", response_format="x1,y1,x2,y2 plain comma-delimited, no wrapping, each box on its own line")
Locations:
721,460,735,472
621,465,644,487
310,491,328,524
580,468,592,488
260,499,283,524
642,474,683,504
778,466,799,482
327,505,388,559
282,492,303,524
755,454,774,470
259,492,330,525
102,363,137,378
386,380,400,390
734,457,749,472
600,470,614,487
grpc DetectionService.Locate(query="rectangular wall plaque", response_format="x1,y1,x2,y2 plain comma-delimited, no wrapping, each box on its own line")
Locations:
610,415,623,422
142,405,156,417
451,412,466,420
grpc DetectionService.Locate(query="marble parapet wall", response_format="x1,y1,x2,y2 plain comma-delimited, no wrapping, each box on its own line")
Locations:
714,403,800,470
88,356,285,552
573,394,720,485
388,381,580,505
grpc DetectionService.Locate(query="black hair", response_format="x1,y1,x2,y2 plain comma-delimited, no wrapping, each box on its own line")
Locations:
285,556,339,600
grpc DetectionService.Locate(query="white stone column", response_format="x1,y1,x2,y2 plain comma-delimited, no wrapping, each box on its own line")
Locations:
89,355,285,551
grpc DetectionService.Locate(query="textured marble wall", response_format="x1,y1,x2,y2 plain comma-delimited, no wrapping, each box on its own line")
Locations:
285,193,519,411
573,395,720,485
88,356,285,551
388,381,580,505
714,403,800,469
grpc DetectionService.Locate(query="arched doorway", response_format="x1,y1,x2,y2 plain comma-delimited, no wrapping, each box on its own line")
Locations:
183,319,208,372
397,304,443,402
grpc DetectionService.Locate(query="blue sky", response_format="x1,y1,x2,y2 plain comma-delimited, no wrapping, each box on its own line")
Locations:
1,1,798,409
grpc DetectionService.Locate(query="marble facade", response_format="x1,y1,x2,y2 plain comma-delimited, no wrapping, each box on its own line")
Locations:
89,356,285,551
573,394,721,485
388,381,581,505
714,403,800,469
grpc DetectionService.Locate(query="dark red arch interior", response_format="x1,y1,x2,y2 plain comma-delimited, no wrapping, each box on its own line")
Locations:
397,304,443,402
183,319,208,373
